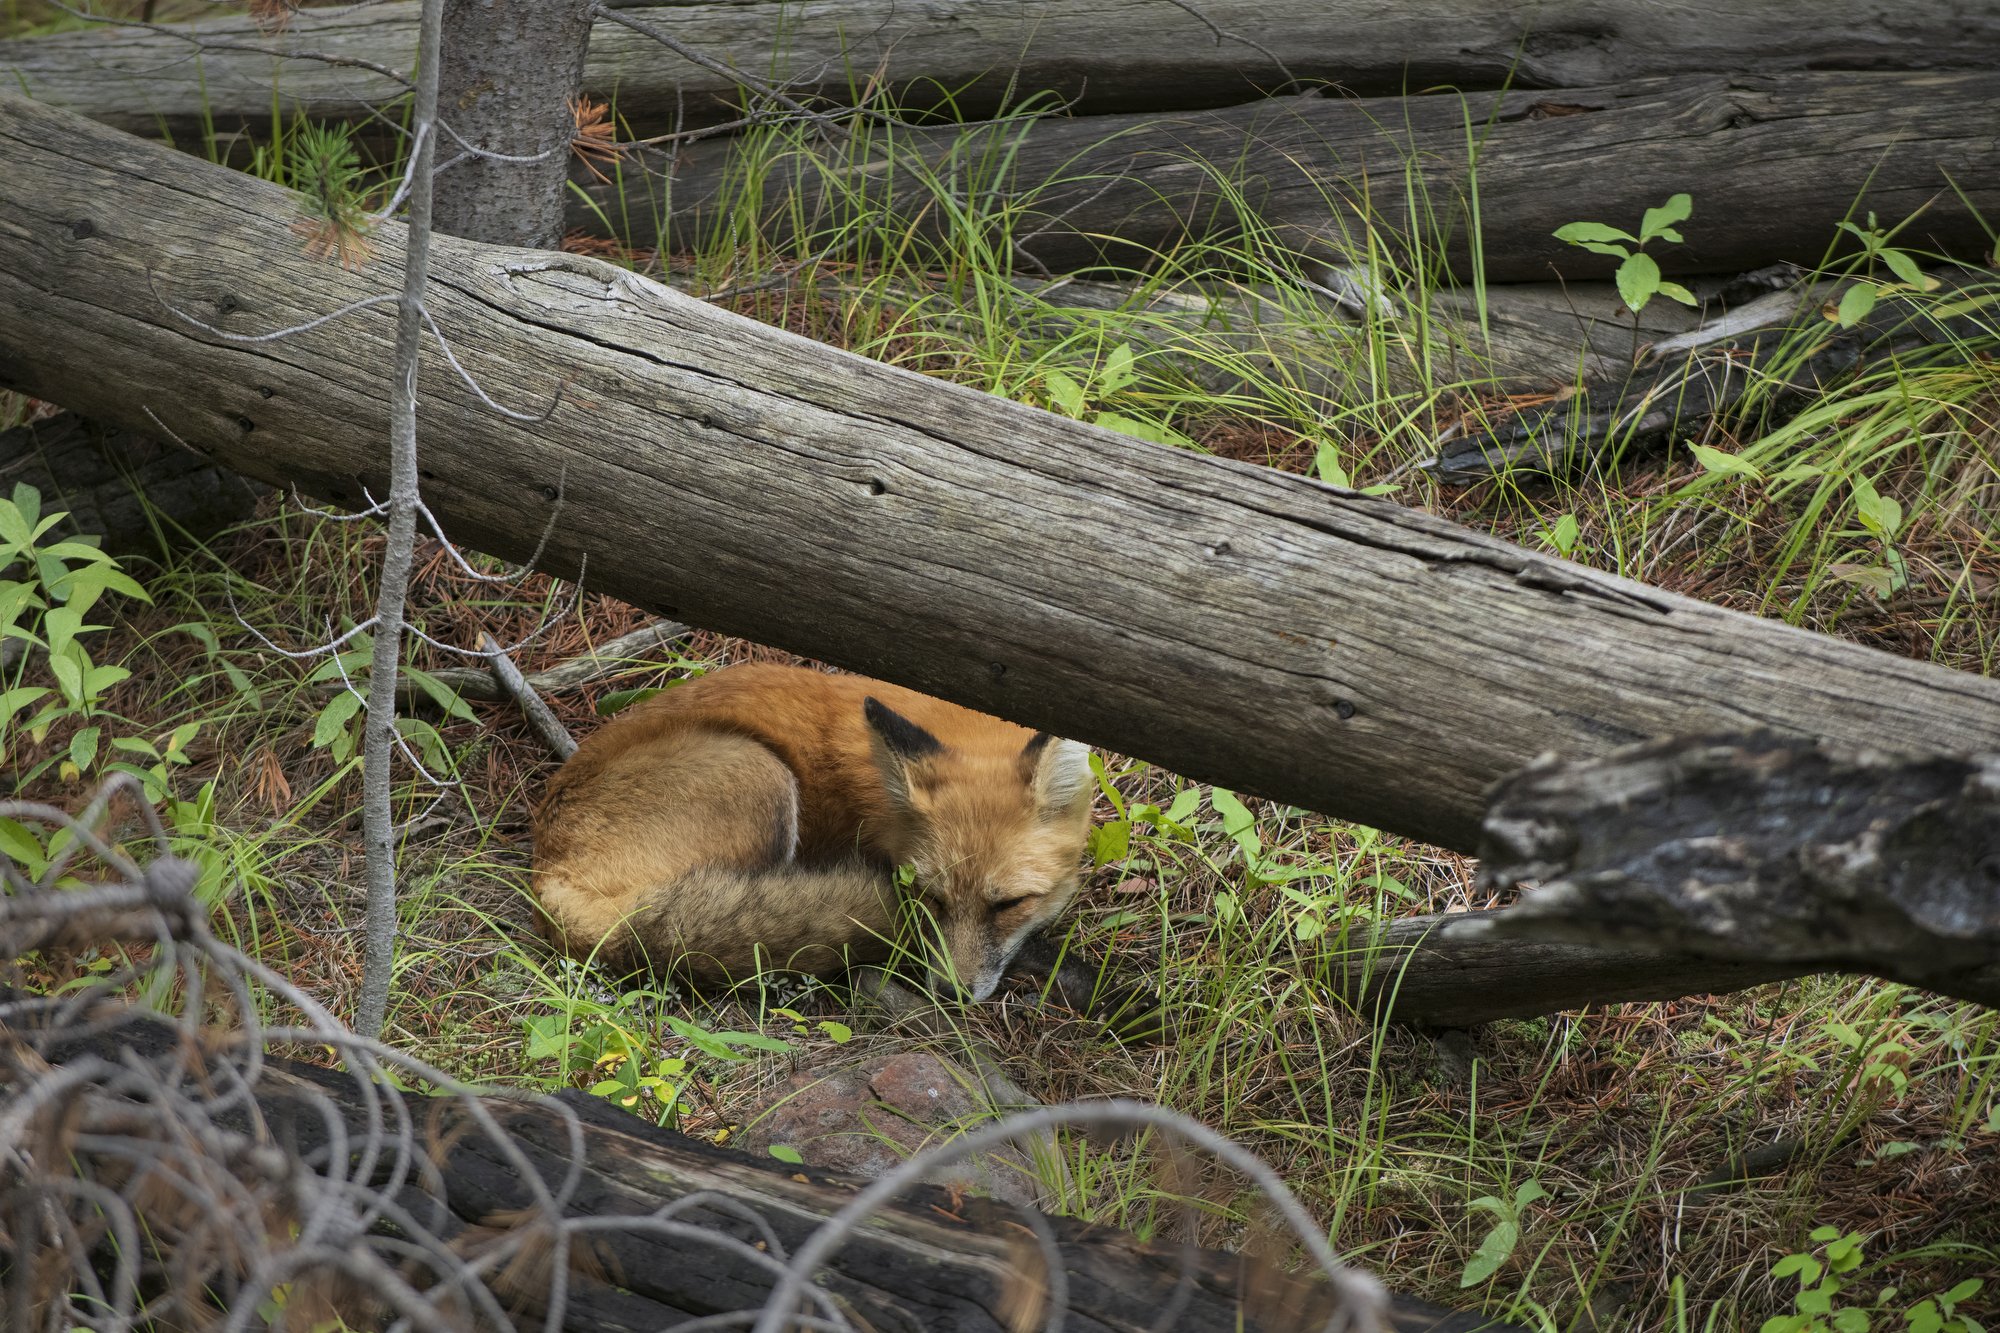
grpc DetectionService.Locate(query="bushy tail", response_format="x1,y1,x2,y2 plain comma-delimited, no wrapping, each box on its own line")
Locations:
603,861,902,983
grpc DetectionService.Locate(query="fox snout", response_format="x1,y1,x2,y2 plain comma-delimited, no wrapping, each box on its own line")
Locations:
907,887,1074,1003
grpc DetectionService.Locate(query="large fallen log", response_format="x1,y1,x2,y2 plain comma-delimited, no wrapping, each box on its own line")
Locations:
599,71,2000,282
5,1,1996,145
6,93,2000,855
1419,270,1998,484
1465,733,2000,1008
0,945,1503,1332
0,408,265,557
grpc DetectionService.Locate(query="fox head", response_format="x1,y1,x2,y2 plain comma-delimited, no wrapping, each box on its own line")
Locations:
863,695,1095,1002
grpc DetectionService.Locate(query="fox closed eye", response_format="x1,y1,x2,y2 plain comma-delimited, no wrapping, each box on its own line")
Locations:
990,895,1032,914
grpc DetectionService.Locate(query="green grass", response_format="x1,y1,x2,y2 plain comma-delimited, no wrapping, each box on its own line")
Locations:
4,65,1998,1333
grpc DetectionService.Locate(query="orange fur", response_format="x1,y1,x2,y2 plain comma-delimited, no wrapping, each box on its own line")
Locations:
530,665,1095,999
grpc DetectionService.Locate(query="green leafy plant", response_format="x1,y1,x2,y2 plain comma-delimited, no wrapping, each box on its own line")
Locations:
305,631,470,773
1040,342,1193,447
1,484,149,772
522,986,791,1125
1460,1178,1548,1288
1830,212,1939,329
1554,193,1698,314
1762,1228,1984,1333
1826,473,1911,601
1537,512,1582,559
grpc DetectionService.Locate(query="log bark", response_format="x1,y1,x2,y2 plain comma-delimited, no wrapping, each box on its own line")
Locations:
4,1002,1510,1333
1467,733,2000,1008
598,72,2000,282
0,409,265,557
1420,270,1994,484
432,0,595,250
5,1,1996,146
7,93,2000,855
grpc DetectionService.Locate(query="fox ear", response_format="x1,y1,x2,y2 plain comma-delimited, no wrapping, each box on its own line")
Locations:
865,696,942,804
1022,732,1092,813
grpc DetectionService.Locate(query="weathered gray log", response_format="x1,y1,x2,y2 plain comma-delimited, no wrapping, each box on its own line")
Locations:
1420,270,1997,483
9,94,2000,855
1464,733,2000,1008
4,987,1505,1333
1014,904,1990,1034
599,72,2000,282
6,1,1996,146
0,409,265,557
1338,910,2000,1029
960,271,1730,411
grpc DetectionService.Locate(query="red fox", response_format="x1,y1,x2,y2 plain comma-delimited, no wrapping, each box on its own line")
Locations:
530,664,1096,1001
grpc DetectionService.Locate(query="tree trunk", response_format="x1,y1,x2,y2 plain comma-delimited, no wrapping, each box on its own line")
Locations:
6,92,2000,855
4,1,1996,144
596,71,2000,282
432,0,596,250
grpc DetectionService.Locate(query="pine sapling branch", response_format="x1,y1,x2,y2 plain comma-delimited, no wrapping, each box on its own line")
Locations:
354,0,444,1042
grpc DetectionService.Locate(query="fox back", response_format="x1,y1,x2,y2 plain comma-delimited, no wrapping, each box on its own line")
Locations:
531,664,1095,999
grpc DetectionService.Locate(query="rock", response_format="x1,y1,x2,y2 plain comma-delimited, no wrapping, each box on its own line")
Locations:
735,1051,1059,1210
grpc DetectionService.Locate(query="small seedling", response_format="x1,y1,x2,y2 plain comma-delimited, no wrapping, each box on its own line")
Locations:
1555,193,1699,315
1829,212,1940,329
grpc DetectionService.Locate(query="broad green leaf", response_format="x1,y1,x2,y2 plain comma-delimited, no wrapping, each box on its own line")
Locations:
1089,819,1131,866
1837,283,1880,328
1095,411,1192,447
48,650,83,705
817,1020,854,1044
1101,341,1137,393
314,689,364,749
406,666,478,721
1656,280,1698,307
1616,252,1662,313
768,1145,805,1164
596,686,665,716
1163,786,1202,825
1851,475,1903,540
1688,442,1764,480
68,725,100,772
0,684,49,720
1459,1218,1519,1287
0,579,43,628
1773,1253,1823,1285
42,604,84,659
306,645,373,684
1553,221,1636,248
83,663,132,696
0,817,46,870
1882,248,1930,289
1043,369,1087,417
1209,787,1254,836
1314,442,1351,488
0,486,40,547
1639,193,1693,242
